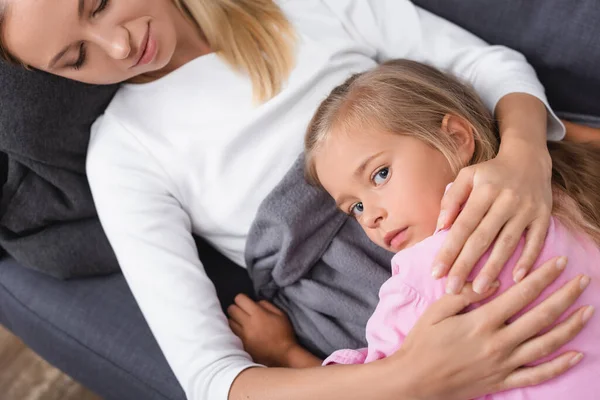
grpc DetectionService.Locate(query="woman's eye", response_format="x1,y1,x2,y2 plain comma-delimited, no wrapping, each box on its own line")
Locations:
71,43,87,70
93,0,110,17
350,202,364,217
373,167,389,185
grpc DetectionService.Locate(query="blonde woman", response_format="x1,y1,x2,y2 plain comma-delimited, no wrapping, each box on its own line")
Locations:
0,1,590,399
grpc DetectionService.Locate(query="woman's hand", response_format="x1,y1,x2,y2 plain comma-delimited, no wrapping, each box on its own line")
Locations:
228,295,321,368
396,256,592,400
433,138,553,294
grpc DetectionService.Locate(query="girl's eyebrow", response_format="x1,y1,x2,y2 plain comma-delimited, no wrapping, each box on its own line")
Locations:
354,151,384,178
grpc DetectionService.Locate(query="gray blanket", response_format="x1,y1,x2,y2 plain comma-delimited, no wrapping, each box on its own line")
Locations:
246,155,394,358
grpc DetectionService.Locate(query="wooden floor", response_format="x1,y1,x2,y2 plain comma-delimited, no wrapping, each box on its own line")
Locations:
0,326,100,400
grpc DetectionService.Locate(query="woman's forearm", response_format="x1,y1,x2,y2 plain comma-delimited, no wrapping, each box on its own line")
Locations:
495,93,548,149
229,359,418,400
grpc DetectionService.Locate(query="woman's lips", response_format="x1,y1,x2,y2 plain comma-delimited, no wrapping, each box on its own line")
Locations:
132,23,157,68
384,228,408,250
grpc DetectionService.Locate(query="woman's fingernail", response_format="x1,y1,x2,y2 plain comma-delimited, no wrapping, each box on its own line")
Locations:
432,264,445,279
582,306,595,324
569,353,584,367
556,256,568,270
580,275,591,290
513,268,527,283
473,276,490,294
436,211,446,230
446,276,462,295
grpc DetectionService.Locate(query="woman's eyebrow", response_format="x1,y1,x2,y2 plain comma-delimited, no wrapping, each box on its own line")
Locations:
47,0,86,69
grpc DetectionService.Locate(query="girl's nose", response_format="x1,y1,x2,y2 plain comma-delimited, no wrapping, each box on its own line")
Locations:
364,206,386,229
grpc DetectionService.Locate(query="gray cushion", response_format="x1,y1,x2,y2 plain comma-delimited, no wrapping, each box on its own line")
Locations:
0,62,120,279
413,0,600,117
0,237,254,400
0,257,185,400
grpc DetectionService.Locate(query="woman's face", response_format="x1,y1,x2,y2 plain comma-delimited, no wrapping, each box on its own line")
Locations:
2,0,189,84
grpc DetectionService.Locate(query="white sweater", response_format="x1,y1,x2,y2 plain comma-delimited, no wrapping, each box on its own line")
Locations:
87,1,564,399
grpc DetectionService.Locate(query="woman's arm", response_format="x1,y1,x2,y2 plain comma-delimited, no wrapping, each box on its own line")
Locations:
87,116,261,400
89,116,589,400
322,0,565,293
229,256,590,400
436,93,554,294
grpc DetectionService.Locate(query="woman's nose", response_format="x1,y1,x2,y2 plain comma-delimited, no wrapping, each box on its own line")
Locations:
88,26,131,60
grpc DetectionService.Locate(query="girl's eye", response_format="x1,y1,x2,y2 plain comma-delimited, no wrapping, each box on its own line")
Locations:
373,167,389,185
93,0,110,17
350,202,364,217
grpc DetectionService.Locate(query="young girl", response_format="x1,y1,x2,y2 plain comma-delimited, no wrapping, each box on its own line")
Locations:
232,60,600,398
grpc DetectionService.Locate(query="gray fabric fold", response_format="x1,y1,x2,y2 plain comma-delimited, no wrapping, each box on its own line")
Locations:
246,155,394,358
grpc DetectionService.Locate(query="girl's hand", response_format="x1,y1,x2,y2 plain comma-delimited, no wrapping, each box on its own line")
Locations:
228,295,299,367
395,256,592,400
433,138,553,294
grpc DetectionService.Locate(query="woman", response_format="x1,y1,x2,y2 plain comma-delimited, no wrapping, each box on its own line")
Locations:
0,1,591,399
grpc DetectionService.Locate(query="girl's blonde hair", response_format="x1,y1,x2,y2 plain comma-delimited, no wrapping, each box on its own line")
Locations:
0,0,296,102
305,59,600,245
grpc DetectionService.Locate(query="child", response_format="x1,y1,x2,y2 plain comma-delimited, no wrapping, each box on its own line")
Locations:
236,60,600,399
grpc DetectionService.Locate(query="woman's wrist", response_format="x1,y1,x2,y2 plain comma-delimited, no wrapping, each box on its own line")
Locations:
495,93,548,148
497,135,552,173
375,351,423,400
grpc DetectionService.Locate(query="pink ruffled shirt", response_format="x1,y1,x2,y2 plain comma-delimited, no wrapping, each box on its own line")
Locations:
324,218,600,399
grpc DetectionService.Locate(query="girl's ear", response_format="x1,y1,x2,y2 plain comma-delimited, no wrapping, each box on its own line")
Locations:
441,114,475,165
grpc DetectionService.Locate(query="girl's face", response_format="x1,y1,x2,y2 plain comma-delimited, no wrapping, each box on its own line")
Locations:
2,0,200,84
315,120,472,253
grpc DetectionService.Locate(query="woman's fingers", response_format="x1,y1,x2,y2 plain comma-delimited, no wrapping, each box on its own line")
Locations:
501,351,584,392
437,167,474,231
451,193,520,294
423,282,499,325
508,305,592,368
435,187,497,293
482,256,568,326
513,217,550,282
503,273,591,343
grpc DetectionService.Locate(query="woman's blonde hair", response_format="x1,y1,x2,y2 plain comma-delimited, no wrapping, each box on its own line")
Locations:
174,0,296,101
305,59,600,245
0,0,296,101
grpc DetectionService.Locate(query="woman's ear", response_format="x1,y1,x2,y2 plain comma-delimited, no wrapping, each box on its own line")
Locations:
441,114,475,165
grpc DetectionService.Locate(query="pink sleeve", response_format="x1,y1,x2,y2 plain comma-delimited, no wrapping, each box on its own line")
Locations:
323,348,368,365
322,280,425,365
324,234,450,366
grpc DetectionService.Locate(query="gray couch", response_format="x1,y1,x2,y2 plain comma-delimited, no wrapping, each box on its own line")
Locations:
0,1,598,399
